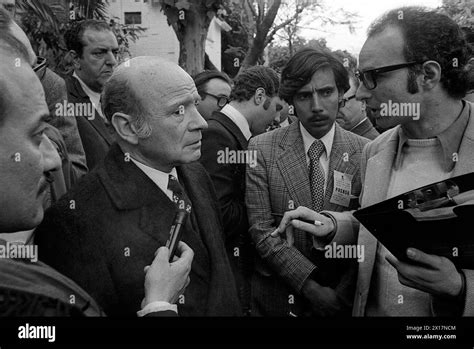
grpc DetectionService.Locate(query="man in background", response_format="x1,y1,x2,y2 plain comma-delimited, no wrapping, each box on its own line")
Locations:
64,19,118,170
200,66,281,314
333,50,380,140
194,70,232,120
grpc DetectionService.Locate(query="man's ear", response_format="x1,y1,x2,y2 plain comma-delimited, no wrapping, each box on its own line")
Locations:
69,50,81,70
254,87,266,105
420,60,441,90
111,112,140,145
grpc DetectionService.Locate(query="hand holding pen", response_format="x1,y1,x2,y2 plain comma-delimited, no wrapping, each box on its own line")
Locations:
270,206,335,247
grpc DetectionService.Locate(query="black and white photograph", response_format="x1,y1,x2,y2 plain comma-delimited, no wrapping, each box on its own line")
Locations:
0,0,473,346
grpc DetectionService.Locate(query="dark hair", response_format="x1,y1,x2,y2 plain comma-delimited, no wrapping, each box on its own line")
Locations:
230,65,280,102
280,47,350,105
368,6,470,99
64,19,112,57
193,70,232,99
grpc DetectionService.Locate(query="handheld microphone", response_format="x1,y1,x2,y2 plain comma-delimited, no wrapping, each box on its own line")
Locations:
165,210,188,262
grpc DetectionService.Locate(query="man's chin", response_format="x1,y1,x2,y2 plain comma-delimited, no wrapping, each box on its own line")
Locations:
182,150,201,163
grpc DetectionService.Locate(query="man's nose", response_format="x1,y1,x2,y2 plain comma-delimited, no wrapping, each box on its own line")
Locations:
356,83,371,102
192,107,208,130
311,93,324,112
40,134,61,174
106,50,118,66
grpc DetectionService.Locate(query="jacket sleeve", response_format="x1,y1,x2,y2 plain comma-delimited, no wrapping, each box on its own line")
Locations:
245,138,316,293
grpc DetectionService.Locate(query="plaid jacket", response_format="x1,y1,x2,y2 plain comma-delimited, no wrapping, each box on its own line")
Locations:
245,121,369,316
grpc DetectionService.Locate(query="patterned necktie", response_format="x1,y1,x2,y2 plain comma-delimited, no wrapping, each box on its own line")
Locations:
167,174,192,213
308,140,326,212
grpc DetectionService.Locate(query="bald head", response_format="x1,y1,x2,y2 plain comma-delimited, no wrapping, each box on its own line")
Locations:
103,57,197,122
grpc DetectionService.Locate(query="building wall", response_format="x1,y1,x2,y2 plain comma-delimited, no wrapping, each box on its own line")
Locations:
108,0,221,69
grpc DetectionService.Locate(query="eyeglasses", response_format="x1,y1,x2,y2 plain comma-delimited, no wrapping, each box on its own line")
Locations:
33,56,47,81
202,92,229,108
356,61,421,90
341,94,356,107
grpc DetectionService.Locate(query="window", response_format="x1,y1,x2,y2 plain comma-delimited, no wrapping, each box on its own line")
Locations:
124,12,142,25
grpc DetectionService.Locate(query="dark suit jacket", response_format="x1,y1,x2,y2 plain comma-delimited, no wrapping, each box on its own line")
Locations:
245,122,370,316
35,143,242,317
351,118,380,140
42,68,88,181
199,110,253,313
64,74,114,170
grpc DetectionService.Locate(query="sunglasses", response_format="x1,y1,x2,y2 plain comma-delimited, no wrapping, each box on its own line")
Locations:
355,61,421,90
202,92,229,108
33,56,47,80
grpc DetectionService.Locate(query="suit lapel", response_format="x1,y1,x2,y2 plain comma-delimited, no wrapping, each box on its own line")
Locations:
178,163,236,295
97,144,176,242
277,122,312,208
87,110,114,146
361,130,399,207
210,112,249,150
69,75,114,146
324,125,360,210
356,128,399,313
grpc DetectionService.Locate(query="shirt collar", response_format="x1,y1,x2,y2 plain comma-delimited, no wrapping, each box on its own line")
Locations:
73,71,104,118
350,117,369,132
130,158,178,196
220,104,252,140
395,101,470,172
300,122,335,159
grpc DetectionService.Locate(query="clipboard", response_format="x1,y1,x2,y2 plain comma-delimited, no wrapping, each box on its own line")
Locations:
353,172,474,269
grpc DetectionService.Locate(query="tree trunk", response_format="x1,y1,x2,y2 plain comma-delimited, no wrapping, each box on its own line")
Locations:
240,0,281,69
171,6,212,76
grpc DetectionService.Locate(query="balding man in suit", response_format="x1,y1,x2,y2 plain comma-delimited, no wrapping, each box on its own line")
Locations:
36,57,241,316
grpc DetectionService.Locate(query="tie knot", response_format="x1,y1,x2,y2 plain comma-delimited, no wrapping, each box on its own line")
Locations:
308,140,325,160
167,175,183,194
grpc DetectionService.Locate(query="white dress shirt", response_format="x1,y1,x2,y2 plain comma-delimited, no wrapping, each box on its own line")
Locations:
130,157,180,316
300,123,335,192
130,158,178,202
220,104,252,140
73,71,105,120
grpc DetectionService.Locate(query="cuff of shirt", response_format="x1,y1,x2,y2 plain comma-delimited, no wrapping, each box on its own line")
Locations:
137,301,178,317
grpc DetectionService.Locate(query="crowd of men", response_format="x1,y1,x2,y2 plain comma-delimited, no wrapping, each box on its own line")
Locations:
0,5,473,317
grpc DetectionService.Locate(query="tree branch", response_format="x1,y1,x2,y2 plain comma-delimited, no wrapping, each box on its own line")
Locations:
264,5,303,47
246,0,257,19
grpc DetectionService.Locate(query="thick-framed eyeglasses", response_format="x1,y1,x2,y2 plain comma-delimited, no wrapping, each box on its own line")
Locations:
33,56,48,81
202,92,229,108
356,61,421,90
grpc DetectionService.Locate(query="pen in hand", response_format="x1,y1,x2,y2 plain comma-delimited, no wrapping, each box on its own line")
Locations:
271,212,324,226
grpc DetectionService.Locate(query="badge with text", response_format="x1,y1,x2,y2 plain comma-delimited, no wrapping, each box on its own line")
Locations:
330,170,353,207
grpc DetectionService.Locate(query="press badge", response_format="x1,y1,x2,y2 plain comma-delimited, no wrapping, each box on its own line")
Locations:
330,170,353,207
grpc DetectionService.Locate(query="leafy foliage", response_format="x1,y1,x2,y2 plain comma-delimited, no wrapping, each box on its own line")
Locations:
437,0,473,28
268,36,327,73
